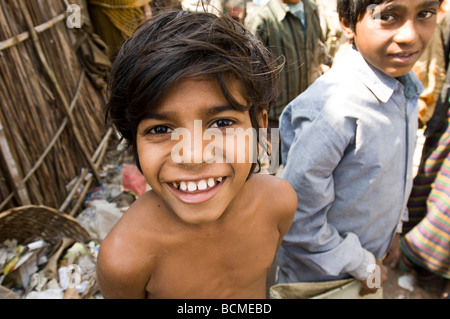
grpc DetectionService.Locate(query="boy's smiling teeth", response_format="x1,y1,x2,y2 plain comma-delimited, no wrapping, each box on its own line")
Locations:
172,177,223,192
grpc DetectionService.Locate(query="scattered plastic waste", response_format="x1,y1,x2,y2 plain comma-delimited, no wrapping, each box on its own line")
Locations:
77,200,123,240
1,159,141,299
398,274,416,292
0,238,101,299
122,164,148,196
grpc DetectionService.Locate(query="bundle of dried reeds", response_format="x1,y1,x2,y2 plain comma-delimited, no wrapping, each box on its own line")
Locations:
0,0,112,215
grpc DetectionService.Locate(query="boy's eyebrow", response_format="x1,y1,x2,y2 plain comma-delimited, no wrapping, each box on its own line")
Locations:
380,0,441,11
421,0,442,8
144,105,238,121
204,105,237,115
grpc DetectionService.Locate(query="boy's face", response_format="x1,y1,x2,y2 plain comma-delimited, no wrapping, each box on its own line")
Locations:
341,0,440,77
136,77,261,225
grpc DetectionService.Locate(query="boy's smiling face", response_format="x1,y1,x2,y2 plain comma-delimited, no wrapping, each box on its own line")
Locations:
341,0,440,77
136,77,261,226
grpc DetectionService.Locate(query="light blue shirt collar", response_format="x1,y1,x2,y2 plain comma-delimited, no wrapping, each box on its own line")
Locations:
344,47,423,103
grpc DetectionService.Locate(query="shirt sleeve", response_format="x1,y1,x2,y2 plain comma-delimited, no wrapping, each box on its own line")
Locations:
280,104,376,281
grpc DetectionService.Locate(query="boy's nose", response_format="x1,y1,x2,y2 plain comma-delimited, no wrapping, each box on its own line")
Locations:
184,134,204,165
393,20,418,44
172,120,209,165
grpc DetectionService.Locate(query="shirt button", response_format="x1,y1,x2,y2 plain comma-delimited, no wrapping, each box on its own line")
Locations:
405,87,415,99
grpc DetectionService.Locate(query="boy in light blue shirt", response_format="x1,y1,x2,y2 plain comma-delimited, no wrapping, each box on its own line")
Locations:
275,0,443,298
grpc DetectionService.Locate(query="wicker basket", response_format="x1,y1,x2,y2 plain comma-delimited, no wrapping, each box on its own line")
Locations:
0,205,91,246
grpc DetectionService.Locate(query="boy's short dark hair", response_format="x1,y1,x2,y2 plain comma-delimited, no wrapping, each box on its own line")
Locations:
105,10,281,172
337,0,384,31
337,0,444,31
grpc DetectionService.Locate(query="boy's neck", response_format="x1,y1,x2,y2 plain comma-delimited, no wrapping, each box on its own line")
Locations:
351,44,411,80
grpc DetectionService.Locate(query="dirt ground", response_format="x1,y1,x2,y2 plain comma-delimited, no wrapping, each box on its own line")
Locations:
380,132,448,299
384,266,448,299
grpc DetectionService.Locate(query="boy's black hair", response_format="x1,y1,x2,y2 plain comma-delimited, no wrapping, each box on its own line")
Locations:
337,0,384,31
337,0,444,31
105,10,282,173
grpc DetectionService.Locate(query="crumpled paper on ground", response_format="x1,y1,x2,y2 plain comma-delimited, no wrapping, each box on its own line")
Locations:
0,238,100,299
398,274,417,292
77,200,122,240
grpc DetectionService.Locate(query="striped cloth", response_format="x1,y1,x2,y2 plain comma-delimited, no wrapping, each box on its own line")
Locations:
400,106,450,279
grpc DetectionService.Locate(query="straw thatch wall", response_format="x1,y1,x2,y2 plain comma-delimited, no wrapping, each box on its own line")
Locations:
0,0,113,215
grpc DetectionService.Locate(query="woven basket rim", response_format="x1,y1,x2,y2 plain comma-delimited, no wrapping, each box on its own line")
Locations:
0,204,91,245
0,204,75,219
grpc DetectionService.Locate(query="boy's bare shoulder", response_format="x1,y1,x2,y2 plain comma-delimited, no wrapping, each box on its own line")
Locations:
246,173,297,216
101,191,165,254
97,191,163,298
247,173,295,194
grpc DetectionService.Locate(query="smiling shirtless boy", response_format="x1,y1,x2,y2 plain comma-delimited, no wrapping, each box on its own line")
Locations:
96,11,297,299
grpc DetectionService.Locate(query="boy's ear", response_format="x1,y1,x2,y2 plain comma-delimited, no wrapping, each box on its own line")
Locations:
256,109,269,158
340,18,355,41
258,109,268,129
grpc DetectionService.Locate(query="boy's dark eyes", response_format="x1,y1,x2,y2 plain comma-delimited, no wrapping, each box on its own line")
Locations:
417,10,437,19
378,13,393,21
148,125,173,135
374,7,437,23
210,119,235,128
143,118,235,135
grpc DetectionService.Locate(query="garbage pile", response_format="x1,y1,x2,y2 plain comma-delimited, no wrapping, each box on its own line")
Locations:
0,238,99,299
0,161,148,299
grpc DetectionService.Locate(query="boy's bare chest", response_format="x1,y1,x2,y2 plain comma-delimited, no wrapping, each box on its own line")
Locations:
145,226,279,298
